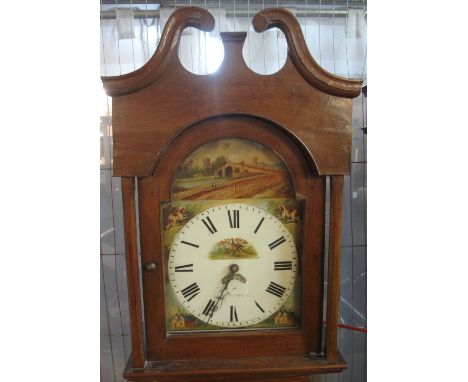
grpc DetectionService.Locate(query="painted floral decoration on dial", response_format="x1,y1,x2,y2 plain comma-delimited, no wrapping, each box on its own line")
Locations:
165,202,302,330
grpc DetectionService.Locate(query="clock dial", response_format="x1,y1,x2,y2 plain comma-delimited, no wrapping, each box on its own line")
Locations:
168,203,298,328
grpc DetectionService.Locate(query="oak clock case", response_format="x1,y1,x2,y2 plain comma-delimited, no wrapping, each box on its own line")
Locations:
101,5,362,382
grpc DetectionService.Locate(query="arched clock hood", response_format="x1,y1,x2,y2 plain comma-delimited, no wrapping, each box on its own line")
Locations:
101,6,362,178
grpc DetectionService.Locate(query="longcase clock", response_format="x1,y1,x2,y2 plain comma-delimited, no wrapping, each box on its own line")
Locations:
102,6,362,382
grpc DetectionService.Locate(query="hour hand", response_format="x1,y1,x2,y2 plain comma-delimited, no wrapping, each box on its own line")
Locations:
221,263,240,284
233,273,247,283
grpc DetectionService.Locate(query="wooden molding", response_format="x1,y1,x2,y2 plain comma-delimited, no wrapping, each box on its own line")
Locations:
121,178,145,368
124,353,347,381
325,176,344,360
253,8,362,98
101,6,215,96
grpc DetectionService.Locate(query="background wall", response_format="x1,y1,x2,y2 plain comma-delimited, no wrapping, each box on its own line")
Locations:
100,1,367,381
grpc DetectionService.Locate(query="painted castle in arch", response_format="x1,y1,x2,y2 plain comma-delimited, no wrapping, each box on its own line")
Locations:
172,138,294,200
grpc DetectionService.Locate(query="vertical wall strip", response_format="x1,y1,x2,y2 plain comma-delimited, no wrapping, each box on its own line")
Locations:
345,0,350,78
332,0,336,74
361,0,367,78
262,0,266,74
318,0,322,65
247,0,252,67
130,0,136,71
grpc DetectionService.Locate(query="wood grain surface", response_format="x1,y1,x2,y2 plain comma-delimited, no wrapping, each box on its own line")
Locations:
124,353,347,381
325,176,344,360
121,178,145,368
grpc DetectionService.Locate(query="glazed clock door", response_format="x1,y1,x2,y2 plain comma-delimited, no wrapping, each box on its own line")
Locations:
138,115,326,360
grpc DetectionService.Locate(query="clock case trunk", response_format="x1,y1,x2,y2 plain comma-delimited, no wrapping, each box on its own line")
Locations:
102,6,362,382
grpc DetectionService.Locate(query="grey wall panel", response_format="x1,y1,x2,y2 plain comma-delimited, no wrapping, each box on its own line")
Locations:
110,335,127,382
111,177,125,255
101,255,125,336
351,164,366,246
100,334,115,382
352,331,366,382
101,169,116,255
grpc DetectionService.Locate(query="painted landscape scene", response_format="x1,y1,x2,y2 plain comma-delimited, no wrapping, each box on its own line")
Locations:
172,138,294,200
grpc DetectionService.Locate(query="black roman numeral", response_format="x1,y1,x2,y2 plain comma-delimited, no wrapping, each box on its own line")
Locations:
202,299,216,316
180,282,200,301
268,236,286,250
228,210,240,228
274,261,292,270
174,264,193,272
230,306,238,322
266,281,286,298
181,240,199,248
255,300,265,313
201,216,217,234
254,217,265,234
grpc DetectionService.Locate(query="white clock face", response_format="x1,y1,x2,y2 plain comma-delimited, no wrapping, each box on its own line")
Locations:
168,203,298,328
